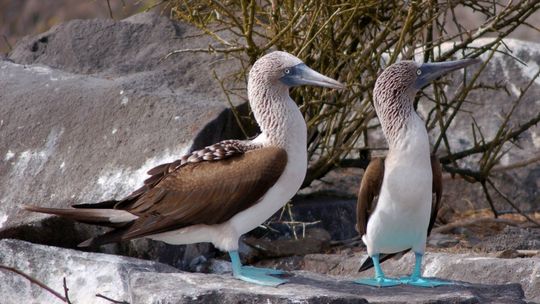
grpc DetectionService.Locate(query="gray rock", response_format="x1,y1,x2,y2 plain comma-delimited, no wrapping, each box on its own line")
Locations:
302,251,539,303
243,228,331,258
0,12,250,262
427,232,460,248
285,196,358,241
475,225,540,252
130,270,525,304
0,239,178,304
0,239,528,304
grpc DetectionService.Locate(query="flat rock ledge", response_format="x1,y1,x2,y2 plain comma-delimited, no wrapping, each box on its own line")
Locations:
0,239,527,304
132,271,525,304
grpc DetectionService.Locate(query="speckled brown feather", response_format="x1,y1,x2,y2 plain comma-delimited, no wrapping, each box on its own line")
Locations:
357,155,443,272
122,146,287,240
122,140,256,201
81,146,287,246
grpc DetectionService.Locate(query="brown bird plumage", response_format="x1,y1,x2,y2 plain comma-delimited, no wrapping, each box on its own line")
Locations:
356,154,442,271
25,145,287,247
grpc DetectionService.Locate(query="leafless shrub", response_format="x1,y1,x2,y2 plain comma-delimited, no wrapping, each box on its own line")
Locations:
160,0,540,222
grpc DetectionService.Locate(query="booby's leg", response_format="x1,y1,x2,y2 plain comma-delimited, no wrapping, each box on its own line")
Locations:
400,252,452,287
242,265,285,275
353,254,401,287
229,251,287,286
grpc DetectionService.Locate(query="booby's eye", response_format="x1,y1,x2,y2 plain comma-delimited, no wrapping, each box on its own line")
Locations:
284,68,291,75
416,69,422,76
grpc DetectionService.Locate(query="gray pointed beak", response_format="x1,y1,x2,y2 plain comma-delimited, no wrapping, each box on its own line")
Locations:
280,63,345,89
414,58,481,90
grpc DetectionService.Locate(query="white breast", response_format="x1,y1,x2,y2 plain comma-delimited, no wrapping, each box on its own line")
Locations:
363,114,433,255
229,98,308,236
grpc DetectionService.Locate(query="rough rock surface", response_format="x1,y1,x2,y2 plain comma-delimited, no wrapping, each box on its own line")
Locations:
0,239,177,304
131,271,525,304
0,12,248,263
0,239,527,304
301,251,539,303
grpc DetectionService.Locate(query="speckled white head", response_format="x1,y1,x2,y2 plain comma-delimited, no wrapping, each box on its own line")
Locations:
248,51,344,90
373,59,480,145
247,51,344,148
374,59,481,110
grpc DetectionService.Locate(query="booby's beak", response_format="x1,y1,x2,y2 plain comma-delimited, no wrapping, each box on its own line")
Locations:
280,63,345,89
414,58,481,90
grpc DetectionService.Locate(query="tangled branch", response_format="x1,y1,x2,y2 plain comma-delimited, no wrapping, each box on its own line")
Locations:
159,0,540,222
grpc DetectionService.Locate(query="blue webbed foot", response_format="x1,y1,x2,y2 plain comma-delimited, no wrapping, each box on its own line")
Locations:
229,251,287,287
242,265,285,275
233,267,288,286
354,276,401,287
354,254,401,287
400,276,453,287
401,252,453,287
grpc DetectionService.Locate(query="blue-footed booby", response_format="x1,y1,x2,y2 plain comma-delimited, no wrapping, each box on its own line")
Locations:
354,58,480,287
24,51,344,286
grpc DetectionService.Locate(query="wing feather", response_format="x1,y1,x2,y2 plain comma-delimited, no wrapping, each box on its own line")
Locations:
26,140,286,248
356,157,384,235
118,146,288,241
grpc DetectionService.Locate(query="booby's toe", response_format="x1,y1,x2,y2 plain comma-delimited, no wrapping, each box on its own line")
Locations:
354,276,401,287
233,270,288,287
400,276,453,287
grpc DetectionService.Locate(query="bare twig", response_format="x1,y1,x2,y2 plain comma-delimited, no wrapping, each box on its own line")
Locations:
165,0,540,216
160,46,245,62
96,293,130,304
487,178,540,226
0,265,67,303
106,0,114,19
1,34,12,51
63,278,72,304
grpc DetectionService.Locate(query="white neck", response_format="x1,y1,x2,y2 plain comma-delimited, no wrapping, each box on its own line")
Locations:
248,79,307,152
387,112,430,162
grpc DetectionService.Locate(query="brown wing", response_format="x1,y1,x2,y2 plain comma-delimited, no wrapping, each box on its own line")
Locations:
122,140,251,203
114,146,287,241
358,154,443,272
428,154,442,234
72,140,252,210
355,157,384,235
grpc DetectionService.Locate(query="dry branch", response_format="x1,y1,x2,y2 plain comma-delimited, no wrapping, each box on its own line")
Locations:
160,0,540,217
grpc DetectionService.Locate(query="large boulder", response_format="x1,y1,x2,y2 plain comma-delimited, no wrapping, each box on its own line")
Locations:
0,12,248,264
0,239,527,304
0,239,177,304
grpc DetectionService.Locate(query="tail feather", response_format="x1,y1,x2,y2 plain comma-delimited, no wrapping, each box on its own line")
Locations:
78,223,134,247
71,200,119,209
22,204,137,228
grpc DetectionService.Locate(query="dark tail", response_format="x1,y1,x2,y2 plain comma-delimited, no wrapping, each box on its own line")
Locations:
77,223,134,247
22,204,135,228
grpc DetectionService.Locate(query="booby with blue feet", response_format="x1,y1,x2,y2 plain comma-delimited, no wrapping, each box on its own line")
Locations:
24,51,344,287
354,58,480,287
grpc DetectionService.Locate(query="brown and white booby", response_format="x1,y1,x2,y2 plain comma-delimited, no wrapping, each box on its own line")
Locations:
24,51,344,286
354,58,480,287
